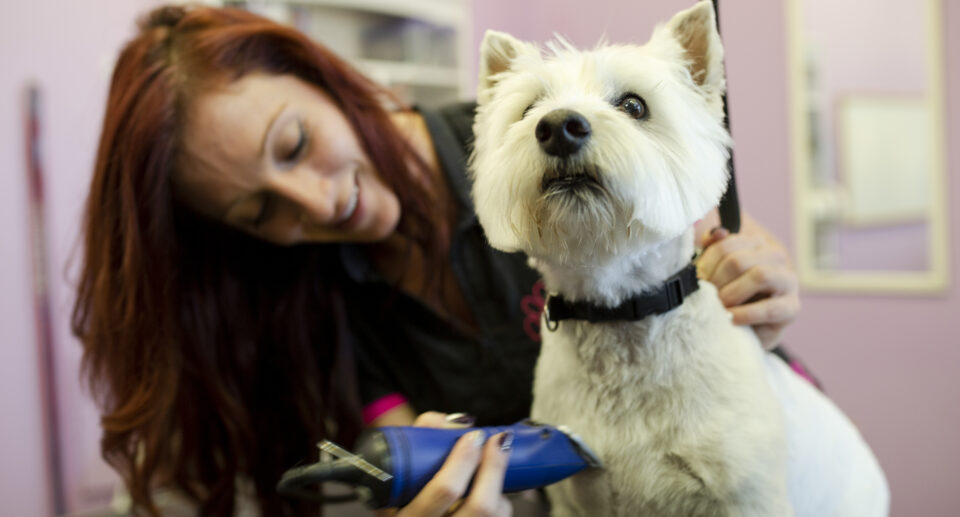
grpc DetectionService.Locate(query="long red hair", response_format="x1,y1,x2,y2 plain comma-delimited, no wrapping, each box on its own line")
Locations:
72,5,440,515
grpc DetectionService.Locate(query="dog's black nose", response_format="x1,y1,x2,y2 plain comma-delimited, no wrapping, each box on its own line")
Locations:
535,109,591,157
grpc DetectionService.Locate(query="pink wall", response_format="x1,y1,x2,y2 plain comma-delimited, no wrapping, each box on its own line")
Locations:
836,223,930,271
805,0,927,93
1,0,161,514
474,1,960,516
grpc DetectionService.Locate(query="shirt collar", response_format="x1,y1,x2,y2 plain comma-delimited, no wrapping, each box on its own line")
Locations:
339,243,380,284
417,105,477,229
340,106,478,284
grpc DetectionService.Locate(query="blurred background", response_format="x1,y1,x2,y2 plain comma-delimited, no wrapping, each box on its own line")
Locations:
1,0,957,515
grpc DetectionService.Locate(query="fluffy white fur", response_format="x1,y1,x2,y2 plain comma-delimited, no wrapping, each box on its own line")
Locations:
470,2,889,516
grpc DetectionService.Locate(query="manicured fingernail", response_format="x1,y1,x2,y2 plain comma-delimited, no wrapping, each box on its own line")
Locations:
445,413,476,426
499,431,515,452
465,430,485,448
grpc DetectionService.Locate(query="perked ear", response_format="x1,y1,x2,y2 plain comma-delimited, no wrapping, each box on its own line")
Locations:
478,30,539,103
661,0,725,96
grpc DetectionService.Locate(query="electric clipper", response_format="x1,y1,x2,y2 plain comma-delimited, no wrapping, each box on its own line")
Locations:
277,420,602,508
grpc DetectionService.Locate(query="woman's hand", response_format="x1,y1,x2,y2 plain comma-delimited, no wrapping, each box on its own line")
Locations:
391,412,514,517
695,213,800,349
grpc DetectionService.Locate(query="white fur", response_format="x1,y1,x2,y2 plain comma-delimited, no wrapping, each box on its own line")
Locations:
470,2,889,515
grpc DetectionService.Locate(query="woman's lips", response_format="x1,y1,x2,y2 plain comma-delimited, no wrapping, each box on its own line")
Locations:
334,180,359,224
333,177,363,230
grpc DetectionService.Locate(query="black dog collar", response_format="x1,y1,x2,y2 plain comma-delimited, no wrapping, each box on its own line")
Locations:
544,263,700,327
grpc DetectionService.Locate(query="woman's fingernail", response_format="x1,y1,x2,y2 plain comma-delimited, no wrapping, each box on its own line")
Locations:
465,430,485,448
710,226,726,236
445,413,476,426
499,431,515,452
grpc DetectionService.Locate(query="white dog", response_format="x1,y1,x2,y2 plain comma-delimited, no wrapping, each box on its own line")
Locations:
470,2,889,516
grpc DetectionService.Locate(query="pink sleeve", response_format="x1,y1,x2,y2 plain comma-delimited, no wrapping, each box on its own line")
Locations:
362,393,409,425
789,360,820,388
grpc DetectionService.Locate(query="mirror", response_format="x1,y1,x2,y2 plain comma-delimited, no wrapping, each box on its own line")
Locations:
787,0,950,293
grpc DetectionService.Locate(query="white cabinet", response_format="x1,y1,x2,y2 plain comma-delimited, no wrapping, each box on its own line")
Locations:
226,0,472,107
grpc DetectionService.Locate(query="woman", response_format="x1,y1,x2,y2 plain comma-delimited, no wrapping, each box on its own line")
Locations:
72,4,801,516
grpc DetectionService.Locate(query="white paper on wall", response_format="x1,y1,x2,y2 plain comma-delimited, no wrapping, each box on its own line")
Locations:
836,95,932,226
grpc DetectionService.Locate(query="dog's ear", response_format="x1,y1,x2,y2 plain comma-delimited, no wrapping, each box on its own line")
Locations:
659,0,725,98
478,30,538,104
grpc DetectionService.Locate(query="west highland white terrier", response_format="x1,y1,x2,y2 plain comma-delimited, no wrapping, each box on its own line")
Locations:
470,2,889,516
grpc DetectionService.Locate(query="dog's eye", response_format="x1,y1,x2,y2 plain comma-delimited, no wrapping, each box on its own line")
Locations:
617,94,648,120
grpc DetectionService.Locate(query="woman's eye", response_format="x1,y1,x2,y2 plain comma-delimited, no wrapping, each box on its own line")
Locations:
276,119,308,163
617,94,648,120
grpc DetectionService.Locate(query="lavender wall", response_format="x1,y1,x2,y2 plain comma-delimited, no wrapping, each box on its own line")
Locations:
0,0,162,514
474,1,959,516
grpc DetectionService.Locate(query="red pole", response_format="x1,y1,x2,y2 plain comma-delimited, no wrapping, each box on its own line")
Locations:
25,83,67,515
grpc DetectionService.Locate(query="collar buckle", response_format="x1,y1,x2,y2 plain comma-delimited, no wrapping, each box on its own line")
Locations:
665,276,687,307
543,294,560,332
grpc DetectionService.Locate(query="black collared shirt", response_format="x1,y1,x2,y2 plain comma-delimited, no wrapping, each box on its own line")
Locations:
341,103,544,426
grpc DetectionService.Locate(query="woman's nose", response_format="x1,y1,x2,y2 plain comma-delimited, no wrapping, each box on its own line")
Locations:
271,171,339,224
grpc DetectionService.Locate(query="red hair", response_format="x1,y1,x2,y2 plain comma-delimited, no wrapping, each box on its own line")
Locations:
72,5,441,515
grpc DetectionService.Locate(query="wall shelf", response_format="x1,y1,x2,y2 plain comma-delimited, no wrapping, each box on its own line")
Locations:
224,0,472,107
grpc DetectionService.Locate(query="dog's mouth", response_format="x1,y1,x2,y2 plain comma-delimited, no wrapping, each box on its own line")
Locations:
540,165,604,194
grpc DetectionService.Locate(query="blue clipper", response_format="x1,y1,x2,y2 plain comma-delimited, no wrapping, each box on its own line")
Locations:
277,419,602,509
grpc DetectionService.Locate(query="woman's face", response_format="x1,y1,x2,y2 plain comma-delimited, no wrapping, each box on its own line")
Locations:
174,73,401,245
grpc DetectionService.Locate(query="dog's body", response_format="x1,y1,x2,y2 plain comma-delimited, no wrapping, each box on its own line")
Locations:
531,271,887,516
533,272,791,516
470,2,889,515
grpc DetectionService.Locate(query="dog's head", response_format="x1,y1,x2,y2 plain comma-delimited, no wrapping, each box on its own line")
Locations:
471,0,731,265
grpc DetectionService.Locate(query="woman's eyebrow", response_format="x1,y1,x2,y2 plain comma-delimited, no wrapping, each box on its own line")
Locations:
259,102,288,158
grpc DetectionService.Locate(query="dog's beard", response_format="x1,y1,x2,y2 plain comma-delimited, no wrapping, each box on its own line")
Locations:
539,162,604,197
520,163,633,262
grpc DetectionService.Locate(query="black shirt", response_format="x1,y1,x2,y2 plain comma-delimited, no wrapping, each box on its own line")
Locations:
341,103,544,426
